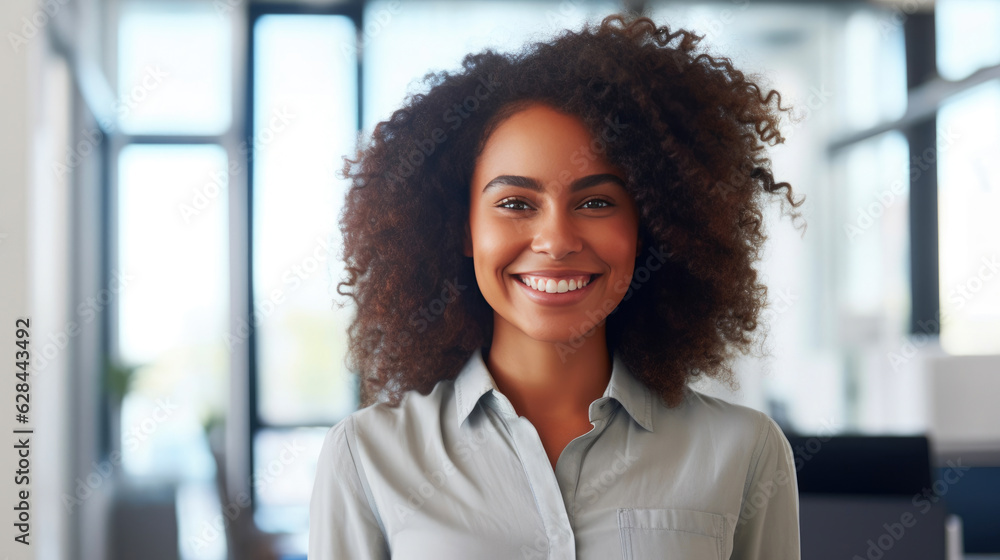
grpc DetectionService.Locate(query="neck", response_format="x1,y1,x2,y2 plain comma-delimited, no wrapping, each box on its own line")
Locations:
484,318,612,421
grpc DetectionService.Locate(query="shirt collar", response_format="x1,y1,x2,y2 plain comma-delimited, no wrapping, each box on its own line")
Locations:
454,347,655,432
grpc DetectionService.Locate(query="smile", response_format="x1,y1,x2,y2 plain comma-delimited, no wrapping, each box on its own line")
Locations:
515,273,595,293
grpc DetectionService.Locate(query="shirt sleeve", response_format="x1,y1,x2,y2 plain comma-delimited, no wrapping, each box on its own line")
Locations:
309,415,390,559
730,415,801,559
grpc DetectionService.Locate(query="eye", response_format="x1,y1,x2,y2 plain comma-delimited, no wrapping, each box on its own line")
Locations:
580,198,614,209
496,197,532,211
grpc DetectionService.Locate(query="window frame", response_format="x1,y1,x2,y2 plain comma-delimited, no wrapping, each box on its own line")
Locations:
828,9,1000,338
242,0,366,524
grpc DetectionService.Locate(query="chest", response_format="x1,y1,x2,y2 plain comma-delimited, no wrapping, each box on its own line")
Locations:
531,414,596,469
375,414,743,560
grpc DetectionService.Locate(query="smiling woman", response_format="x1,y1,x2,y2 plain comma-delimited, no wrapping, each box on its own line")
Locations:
465,103,643,470
311,12,806,560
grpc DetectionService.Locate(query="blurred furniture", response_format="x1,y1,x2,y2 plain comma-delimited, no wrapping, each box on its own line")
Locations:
109,479,180,560
208,424,282,560
927,355,1000,450
936,457,1000,554
786,434,950,559
926,354,1000,555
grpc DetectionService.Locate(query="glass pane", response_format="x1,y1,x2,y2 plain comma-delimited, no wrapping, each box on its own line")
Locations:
839,8,907,131
252,427,329,534
835,131,910,329
937,0,1000,82
649,2,827,74
252,15,359,426
829,132,910,432
937,80,1000,354
118,1,232,134
118,144,229,479
362,0,620,131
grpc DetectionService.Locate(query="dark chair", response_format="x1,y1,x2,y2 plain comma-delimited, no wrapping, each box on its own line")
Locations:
784,434,949,560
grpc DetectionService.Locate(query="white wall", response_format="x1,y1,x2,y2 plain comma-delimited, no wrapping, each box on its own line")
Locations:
927,353,1000,454
2,1,77,559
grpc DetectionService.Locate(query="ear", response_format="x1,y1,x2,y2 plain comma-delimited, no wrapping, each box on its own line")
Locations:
463,220,473,257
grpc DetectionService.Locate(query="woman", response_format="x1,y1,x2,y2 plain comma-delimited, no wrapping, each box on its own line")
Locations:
310,12,806,559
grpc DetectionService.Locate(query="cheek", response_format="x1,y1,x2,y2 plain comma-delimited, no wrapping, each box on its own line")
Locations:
599,222,639,259
470,222,518,274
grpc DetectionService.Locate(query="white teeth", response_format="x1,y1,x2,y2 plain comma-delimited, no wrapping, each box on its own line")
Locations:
518,275,592,293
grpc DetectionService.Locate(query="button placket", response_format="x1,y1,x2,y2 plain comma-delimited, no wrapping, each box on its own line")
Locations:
499,409,577,560
561,402,616,523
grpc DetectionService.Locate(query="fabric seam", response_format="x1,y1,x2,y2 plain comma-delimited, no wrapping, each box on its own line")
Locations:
345,414,390,547
740,414,771,506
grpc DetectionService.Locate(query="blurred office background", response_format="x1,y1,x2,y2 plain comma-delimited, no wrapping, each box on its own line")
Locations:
0,0,998,558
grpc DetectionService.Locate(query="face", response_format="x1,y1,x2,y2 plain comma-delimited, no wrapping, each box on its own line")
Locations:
464,102,641,345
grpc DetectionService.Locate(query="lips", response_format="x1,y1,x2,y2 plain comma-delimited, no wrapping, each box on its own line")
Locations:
513,273,599,293
512,270,597,278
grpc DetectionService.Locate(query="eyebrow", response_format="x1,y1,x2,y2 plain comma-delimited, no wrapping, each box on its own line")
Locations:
482,173,626,193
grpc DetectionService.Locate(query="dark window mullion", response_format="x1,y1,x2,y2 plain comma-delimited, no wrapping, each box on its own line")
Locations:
245,0,365,525
902,11,940,336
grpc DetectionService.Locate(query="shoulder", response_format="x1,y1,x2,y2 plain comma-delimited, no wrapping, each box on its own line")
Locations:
673,388,777,432
667,387,793,466
334,377,459,445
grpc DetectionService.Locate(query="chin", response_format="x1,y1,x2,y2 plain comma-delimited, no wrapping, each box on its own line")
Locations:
521,322,604,347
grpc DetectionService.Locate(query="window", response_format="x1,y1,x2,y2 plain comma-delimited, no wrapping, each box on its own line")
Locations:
936,81,1000,354
826,3,1000,434
101,1,999,556
112,1,235,557
249,11,359,534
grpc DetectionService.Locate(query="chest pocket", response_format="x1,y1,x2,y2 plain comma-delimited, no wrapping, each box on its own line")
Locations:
618,508,725,559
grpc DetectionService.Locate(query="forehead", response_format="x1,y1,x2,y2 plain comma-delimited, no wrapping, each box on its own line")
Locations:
471,103,622,184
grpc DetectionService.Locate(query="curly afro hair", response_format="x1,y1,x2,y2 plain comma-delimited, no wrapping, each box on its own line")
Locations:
336,12,806,409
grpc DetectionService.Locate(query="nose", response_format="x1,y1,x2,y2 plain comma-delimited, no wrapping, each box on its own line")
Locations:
530,208,583,259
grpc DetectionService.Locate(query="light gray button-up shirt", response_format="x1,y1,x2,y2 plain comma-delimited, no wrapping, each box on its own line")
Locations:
309,347,800,559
